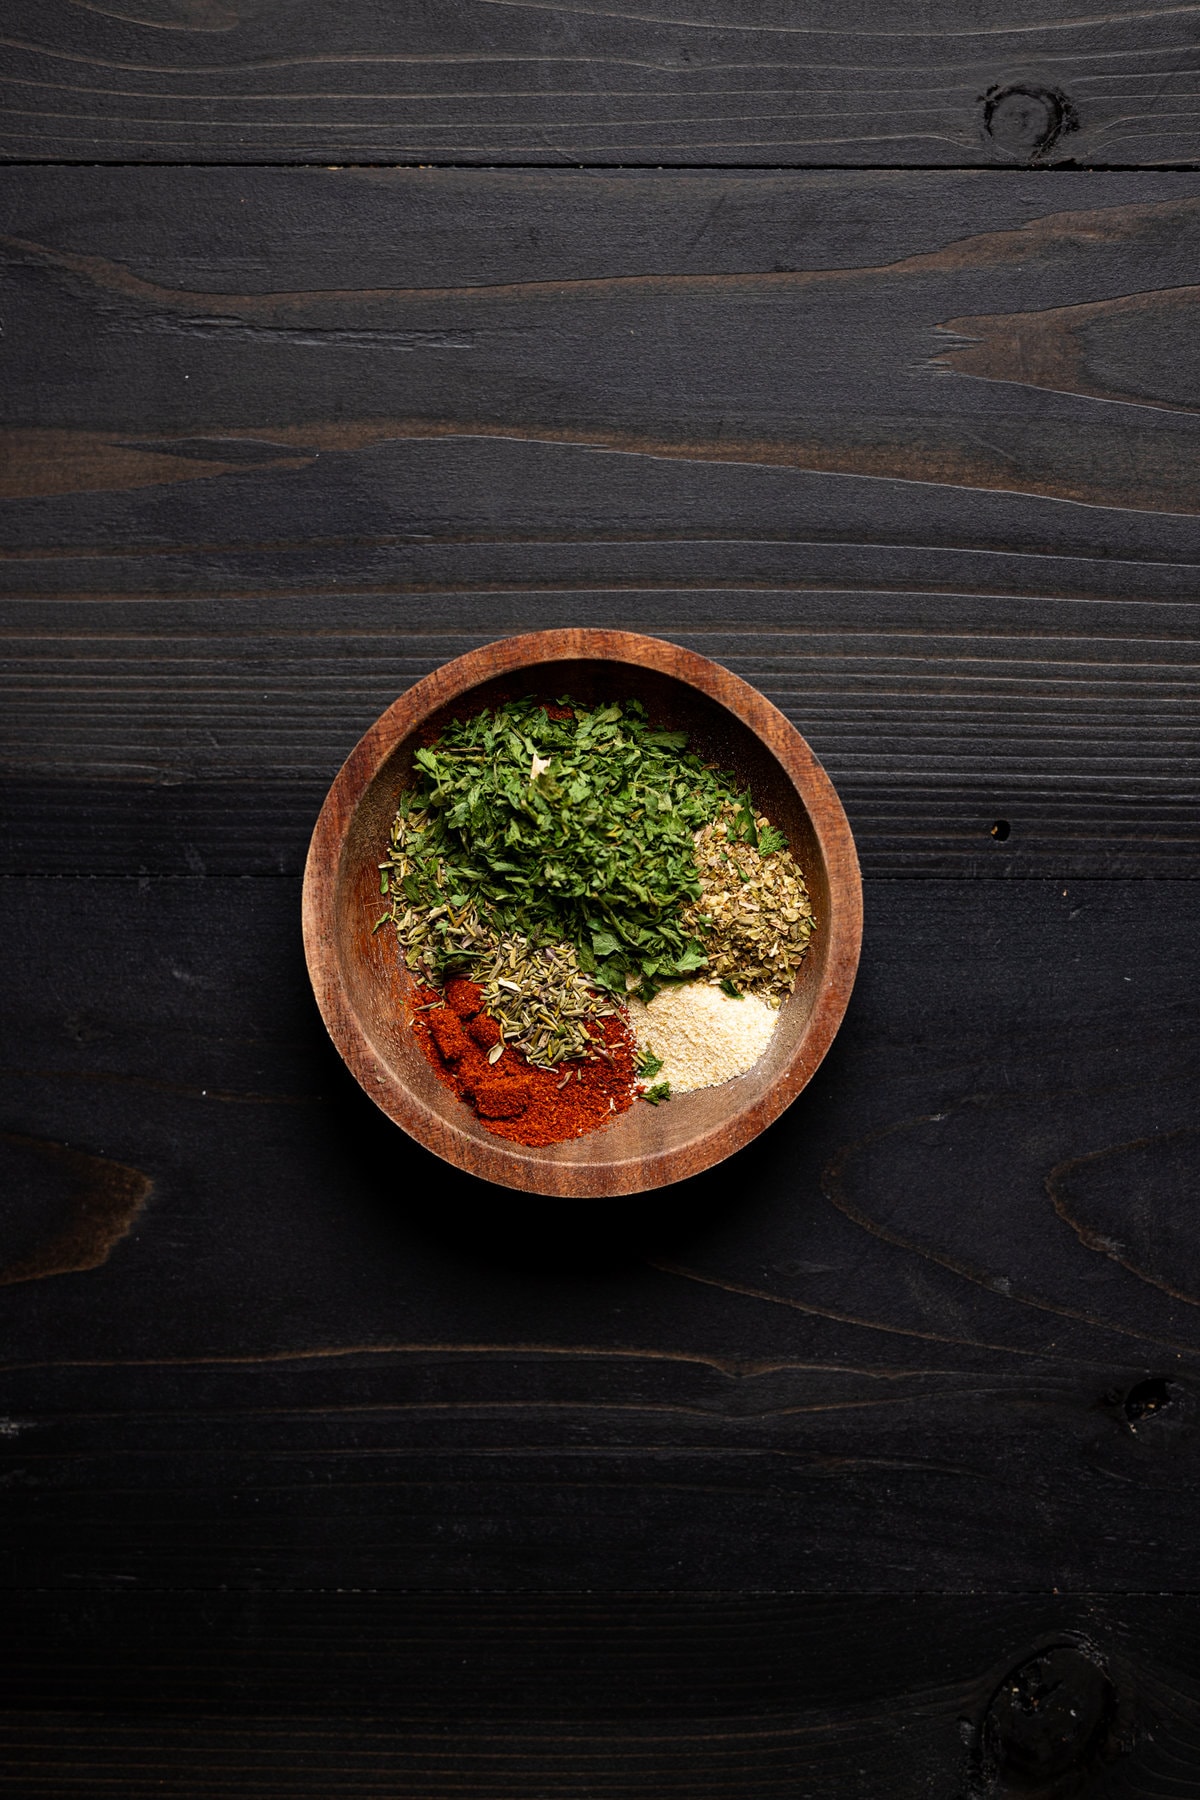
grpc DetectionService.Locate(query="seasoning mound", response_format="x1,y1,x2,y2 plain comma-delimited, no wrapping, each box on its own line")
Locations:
684,799,814,1004
625,981,780,1095
381,696,734,999
379,695,818,1144
412,986,637,1146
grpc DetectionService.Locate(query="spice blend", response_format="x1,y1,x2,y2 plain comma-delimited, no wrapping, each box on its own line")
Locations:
378,696,817,1145
411,982,638,1147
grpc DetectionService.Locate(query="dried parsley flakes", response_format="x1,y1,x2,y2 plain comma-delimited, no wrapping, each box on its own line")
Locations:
386,697,740,993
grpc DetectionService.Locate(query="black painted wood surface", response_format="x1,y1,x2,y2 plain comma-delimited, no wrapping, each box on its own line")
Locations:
2,870,1199,1592
3,0,1199,167
3,169,1199,879
3,26,1200,1800
4,1593,1200,1798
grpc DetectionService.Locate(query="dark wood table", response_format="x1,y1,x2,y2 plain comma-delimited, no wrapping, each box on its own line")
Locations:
3,6,1199,1793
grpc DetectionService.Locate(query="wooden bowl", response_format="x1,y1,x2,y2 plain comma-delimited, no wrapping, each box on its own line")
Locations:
303,630,861,1197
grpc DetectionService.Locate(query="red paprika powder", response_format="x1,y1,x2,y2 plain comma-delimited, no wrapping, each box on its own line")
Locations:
411,984,637,1147
443,977,484,1018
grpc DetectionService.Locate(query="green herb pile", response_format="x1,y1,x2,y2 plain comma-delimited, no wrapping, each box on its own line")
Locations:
384,697,743,995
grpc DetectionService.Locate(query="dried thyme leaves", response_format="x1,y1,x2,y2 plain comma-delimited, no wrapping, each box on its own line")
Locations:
682,800,815,1004
474,936,618,1068
381,798,490,978
381,853,615,1067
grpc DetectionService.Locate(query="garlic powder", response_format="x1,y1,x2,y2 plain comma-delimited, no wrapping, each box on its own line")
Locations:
626,980,780,1094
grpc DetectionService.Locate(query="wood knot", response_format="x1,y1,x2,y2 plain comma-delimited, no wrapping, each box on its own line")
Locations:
971,1643,1124,1797
0,1132,152,1286
1123,1375,1183,1428
982,85,1075,160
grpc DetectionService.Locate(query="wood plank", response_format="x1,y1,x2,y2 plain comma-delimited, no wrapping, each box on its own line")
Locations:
2,872,1198,1591
3,589,1197,878
3,1593,1200,1798
2,168,1199,877
2,0,1198,166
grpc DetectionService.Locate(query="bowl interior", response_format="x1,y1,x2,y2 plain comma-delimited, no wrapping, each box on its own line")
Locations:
332,657,837,1183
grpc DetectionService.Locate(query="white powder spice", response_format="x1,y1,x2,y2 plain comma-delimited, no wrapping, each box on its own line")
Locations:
626,981,780,1095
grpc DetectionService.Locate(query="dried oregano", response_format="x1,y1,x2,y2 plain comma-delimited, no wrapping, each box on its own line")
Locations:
682,800,815,1004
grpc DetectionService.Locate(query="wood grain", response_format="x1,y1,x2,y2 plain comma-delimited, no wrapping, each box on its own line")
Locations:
2,871,1197,1592
7,171,1200,511
0,1132,151,1286
3,40,1200,1790
2,168,1199,878
2,0,1199,166
4,587,1197,880
2,1593,1200,1798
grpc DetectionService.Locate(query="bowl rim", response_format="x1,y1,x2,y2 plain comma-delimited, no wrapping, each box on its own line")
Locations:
302,628,862,1196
